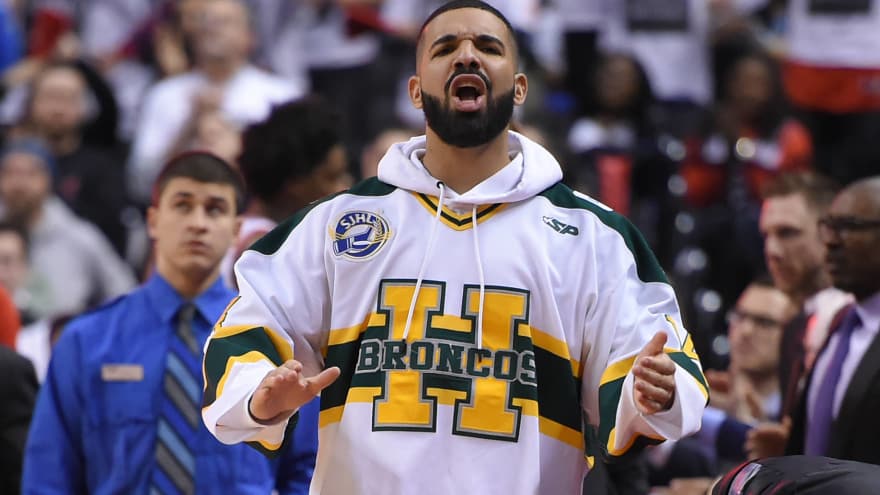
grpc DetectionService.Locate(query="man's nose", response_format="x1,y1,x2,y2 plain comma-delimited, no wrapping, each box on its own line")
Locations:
454,42,481,70
764,235,782,258
188,207,209,230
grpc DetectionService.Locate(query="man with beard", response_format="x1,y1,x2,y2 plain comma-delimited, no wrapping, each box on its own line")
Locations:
201,1,709,493
782,176,880,464
758,172,851,418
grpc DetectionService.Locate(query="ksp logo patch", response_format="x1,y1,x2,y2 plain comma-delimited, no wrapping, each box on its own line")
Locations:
332,211,391,260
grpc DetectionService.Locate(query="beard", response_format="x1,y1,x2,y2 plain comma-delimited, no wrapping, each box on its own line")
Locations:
421,84,515,149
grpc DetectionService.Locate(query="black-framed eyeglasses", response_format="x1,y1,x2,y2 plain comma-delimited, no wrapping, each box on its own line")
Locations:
726,308,785,332
818,216,880,239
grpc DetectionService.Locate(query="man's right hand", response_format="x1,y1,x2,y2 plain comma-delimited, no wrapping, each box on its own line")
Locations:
745,417,791,460
249,360,341,423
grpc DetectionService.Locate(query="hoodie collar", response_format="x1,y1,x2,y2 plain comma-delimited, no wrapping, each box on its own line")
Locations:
377,131,563,210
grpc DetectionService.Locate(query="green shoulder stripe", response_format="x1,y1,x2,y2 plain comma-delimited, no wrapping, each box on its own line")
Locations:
539,182,668,284
249,177,397,256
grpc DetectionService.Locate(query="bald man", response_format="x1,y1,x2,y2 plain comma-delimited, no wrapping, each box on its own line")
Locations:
782,176,880,465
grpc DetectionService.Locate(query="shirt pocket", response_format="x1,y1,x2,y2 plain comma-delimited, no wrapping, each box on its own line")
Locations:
83,378,157,493
87,379,156,426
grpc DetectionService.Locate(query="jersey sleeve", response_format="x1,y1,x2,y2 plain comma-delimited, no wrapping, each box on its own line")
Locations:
202,208,331,457
581,215,708,461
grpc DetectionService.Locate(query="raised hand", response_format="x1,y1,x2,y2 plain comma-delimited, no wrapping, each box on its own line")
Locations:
249,360,341,423
633,331,677,415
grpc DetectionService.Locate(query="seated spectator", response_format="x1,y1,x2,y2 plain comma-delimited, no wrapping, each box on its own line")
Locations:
680,50,813,209
650,277,797,489
127,0,304,204
0,138,135,318
15,61,131,255
225,96,352,285
565,52,675,259
191,108,241,166
0,222,51,324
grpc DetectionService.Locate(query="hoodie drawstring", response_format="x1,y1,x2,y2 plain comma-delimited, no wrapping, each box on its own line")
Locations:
471,206,486,350
401,183,486,350
401,182,446,343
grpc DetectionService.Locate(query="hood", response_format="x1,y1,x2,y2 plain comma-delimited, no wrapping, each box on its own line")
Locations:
377,131,563,209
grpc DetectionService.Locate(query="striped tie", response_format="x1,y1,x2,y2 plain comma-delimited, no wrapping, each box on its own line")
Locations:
151,303,201,495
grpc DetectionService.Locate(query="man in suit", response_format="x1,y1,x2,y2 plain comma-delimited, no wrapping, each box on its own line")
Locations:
758,172,850,418
782,176,880,463
0,345,38,495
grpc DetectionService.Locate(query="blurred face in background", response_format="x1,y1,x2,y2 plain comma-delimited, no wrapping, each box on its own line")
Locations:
0,231,29,294
194,111,242,166
0,152,52,224
193,0,252,64
29,66,88,138
726,56,773,119
149,177,240,282
728,284,795,376
290,145,352,205
760,193,826,301
597,54,641,115
822,185,880,301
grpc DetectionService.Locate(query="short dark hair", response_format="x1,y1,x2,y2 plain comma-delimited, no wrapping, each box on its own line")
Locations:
151,151,245,213
237,95,343,202
761,171,840,216
417,0,518,58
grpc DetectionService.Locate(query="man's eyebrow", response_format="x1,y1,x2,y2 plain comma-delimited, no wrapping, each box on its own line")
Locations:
429,33,506,51
430,34,458,51
205,195,231,206
475,34,504,47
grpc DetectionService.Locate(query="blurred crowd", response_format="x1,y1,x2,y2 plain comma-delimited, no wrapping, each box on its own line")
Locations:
1,0,880,494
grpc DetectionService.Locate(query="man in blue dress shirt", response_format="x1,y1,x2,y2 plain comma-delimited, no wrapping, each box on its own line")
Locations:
21,151,319,494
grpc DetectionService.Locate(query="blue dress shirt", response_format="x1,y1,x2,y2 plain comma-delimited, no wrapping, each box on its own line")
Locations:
22,274,319,494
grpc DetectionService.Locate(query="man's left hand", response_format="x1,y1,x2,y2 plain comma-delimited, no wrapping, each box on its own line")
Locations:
633,331,677,415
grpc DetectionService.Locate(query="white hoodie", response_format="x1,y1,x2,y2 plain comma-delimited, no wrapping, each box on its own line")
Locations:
203,131,707,495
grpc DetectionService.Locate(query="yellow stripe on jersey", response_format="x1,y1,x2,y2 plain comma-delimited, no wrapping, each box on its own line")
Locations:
539,416,584,450
325,313,380,351
319,405,345,428
606,427,664,457
529,327,582,379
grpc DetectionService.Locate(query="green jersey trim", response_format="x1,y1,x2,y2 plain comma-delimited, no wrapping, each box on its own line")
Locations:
249,178,397,256
538,183,669,285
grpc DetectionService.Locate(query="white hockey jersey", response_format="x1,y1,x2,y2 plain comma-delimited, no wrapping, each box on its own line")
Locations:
202,131,708,494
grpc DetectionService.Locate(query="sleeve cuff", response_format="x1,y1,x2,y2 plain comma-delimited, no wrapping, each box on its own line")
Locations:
615,364,705,451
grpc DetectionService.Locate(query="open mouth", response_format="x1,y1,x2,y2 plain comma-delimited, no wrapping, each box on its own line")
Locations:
450,74,487,112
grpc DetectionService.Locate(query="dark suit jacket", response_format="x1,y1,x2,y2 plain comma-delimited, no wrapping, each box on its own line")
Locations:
787,302,880,464
0,346,38,495
779,309,809,418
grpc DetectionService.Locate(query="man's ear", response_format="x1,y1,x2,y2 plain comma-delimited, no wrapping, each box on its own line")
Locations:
408,76,423,109
146,206,158,241
513,73,528,106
